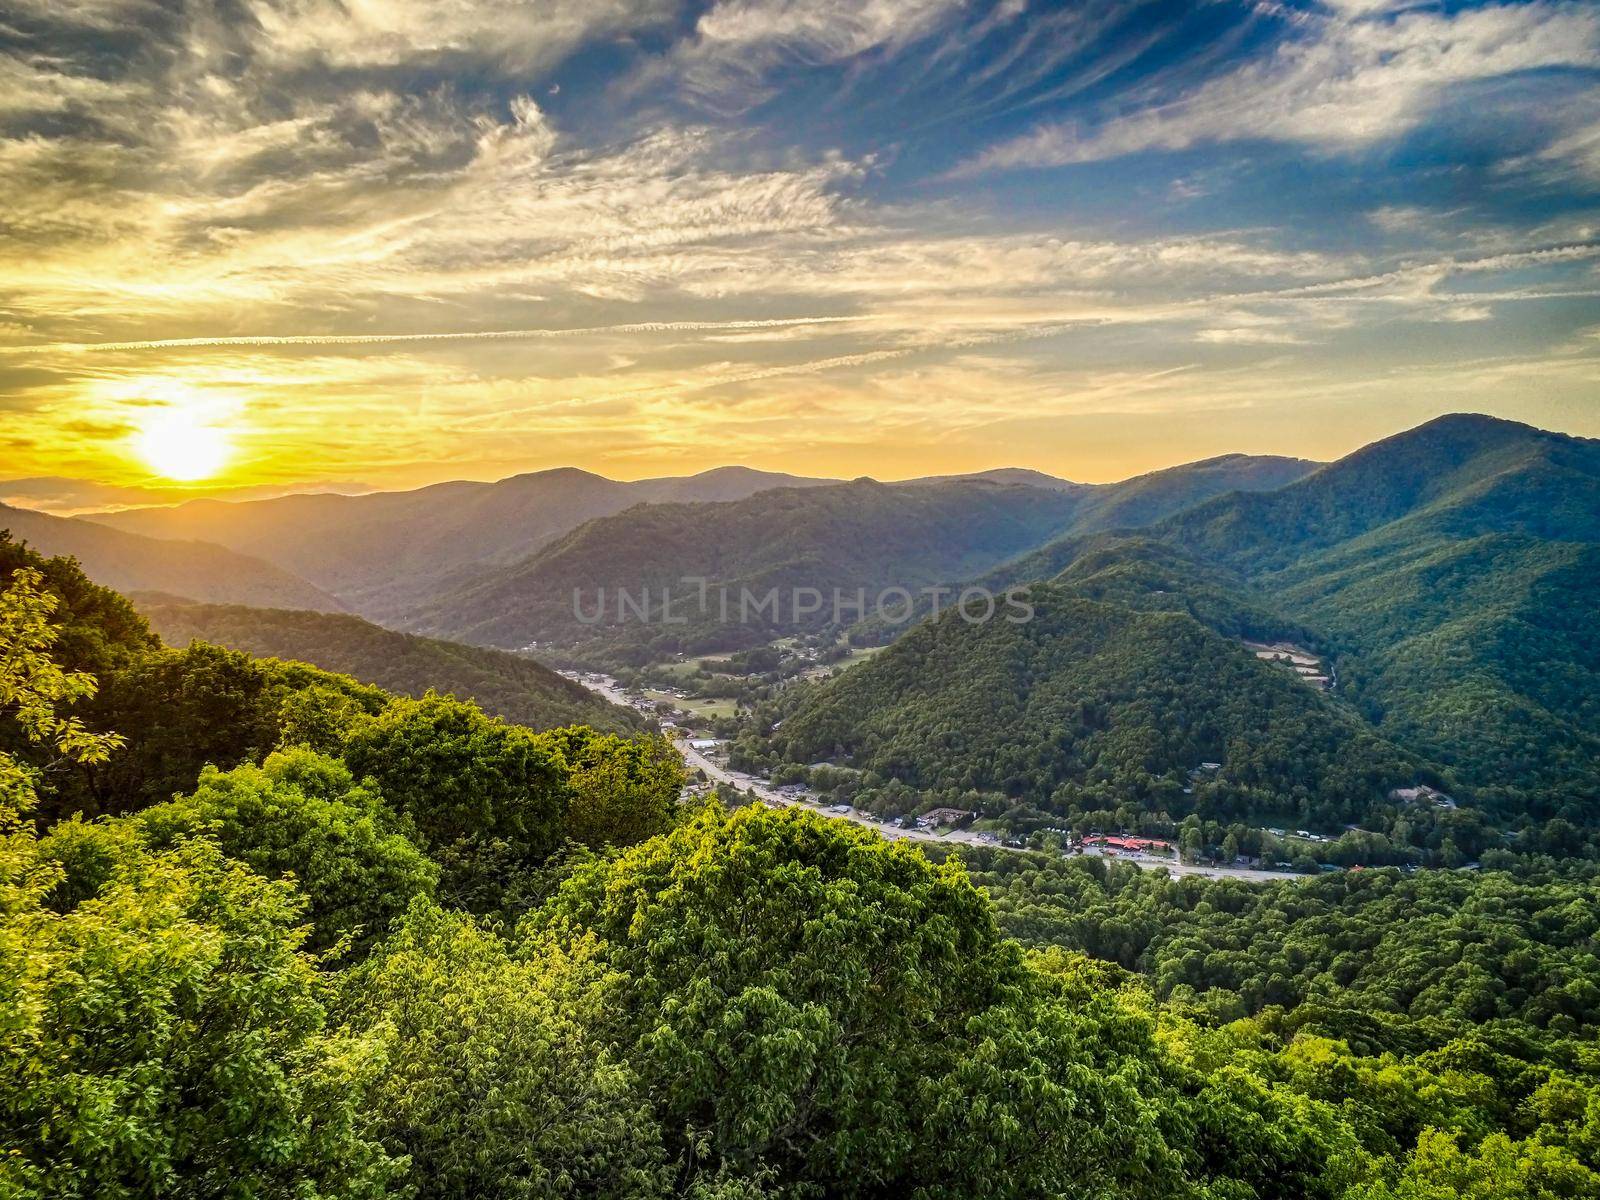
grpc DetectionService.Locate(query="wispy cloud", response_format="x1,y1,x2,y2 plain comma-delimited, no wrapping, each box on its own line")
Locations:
1,0,1596,489
0,317,863,356
959,1,1600,172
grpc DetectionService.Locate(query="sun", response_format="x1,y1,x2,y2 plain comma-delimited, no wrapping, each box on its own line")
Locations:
135,408,233,481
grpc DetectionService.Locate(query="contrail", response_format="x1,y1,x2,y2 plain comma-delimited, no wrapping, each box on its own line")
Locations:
0,316,862,355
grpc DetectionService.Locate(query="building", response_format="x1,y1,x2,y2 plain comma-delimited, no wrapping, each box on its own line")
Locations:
1084,834,1174,854
915,807,975,829
1388,784,1456,809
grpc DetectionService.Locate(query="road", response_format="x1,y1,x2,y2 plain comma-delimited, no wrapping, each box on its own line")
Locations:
572,672,1301,883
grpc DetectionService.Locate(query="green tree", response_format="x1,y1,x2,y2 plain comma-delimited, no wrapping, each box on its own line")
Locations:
340,899,670,1200
0,571,396,1198
0,565,125,818
532,726,685,848
0,838,399,1199
1351,1128,1600,1200
134,748,438,951
73,642,280,819
531,805,1194,1200
342,693,568,911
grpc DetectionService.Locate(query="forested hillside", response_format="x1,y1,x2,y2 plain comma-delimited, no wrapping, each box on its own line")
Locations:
1161,414,1598,572
963,848,1600,1029
1153,414,1600,821
7,529,1600,1200
1055,451,1319,534
140,600,639,734
761,588,1431,840
762,415,1597,853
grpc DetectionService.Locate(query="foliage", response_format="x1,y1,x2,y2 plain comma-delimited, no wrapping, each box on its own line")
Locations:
340,900,669,1200
767,591,1419,836
1156,414,1600,823
134,748,437,951
341,693,568,911
0,834,399,1199
531,725,684,848
0,567,126,793
143,600,639,734
531,804,1286,1200
963,849,1600,1031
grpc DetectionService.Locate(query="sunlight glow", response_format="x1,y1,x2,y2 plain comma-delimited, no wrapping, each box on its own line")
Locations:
134,408,233,481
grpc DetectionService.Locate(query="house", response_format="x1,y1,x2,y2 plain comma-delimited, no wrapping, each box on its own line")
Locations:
1084,834,1174,854
915,807,974,829
1388,784,1456,809
688,738,720,751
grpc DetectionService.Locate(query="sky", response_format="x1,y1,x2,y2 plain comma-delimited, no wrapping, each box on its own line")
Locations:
2,0,1598,511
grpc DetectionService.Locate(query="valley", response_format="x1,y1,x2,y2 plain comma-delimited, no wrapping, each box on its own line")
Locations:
15,8,1600,1194
17,412,1593,873
573,669,1301,881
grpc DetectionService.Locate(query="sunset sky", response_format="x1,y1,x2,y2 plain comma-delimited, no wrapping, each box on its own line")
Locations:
2,0,1598,510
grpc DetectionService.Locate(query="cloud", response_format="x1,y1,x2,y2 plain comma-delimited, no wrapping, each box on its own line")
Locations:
668,0,967,102
691,0,963,58
2,0,1597,490
1,317,862,356
960,1,1600,172
1196,326,1307,346
248,0,680,72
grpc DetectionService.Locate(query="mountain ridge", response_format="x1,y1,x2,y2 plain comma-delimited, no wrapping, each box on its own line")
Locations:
0,502,344,612
139,600,641,734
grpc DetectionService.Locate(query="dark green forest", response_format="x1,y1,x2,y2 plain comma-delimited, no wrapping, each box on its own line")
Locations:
140,599,640,735
757,590,1432,838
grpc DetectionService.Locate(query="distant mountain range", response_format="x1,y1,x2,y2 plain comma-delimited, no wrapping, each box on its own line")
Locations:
10,413,1597,845
402,479,1092,652
63,455,1313,620
86,465,842,616
395,454,1320,652
0,502,345,612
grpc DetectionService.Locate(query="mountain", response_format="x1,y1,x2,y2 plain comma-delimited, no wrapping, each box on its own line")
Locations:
0,502,343,612
400,453,1327,654
766,588,1419,831
82,454,1317,621
1160,414,1598,573
87,465,838,618
955,414,1600,823
139,600,639,734
404,479,1092,654
1062,453,1320,535
1152,415,1600,815
1041,536,1312,644
752,414,1600,847
905,467,1083,491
